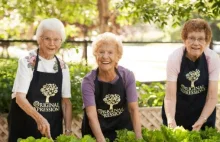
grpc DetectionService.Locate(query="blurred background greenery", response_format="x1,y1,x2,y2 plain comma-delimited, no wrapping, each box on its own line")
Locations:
1,0,220,41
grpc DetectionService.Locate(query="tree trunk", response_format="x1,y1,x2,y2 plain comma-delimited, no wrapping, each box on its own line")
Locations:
97,0,109,33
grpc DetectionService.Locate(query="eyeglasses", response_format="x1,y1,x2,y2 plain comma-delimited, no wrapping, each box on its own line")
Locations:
187,37,206,44
41,36,62,45
96,51,115,58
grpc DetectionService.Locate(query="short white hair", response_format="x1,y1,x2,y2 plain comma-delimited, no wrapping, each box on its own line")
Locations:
92,32,123,60
36,18,66,42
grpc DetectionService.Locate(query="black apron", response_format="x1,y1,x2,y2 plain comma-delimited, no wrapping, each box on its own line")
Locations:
81,68,133,142
162,49,216,130
8,50,63,142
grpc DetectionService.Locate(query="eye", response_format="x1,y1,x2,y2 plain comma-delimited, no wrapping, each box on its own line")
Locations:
189,37,195,40
45,37,51,41
198,38,205,42
99,50,104,54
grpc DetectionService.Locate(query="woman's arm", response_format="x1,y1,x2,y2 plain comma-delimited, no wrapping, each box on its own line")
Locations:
128,102,142,139
62,98,72,135
164,81,177,128
192,81,218,131
16,92,51,138
86,106,106,142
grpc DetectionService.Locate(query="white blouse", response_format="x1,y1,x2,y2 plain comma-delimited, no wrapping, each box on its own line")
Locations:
12,49,71,99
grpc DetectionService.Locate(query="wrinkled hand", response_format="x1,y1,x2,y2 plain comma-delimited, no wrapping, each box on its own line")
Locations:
36,116,51,138
192,117,206,131
65,130,72,136
168,119,177,129
96,137,106,142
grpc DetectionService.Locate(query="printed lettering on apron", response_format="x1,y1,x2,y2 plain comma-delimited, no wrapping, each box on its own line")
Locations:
180,69,206,95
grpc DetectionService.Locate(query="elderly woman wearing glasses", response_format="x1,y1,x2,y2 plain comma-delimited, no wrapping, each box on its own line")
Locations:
162,18,220,131
8,18,72,141
81,32,142,142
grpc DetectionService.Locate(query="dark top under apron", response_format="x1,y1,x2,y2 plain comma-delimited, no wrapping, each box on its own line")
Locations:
162,49,216,130
81,68,133,142
8,50,63,142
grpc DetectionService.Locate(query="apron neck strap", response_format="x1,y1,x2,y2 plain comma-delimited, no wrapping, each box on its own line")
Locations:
95,67,121,80
34,49,61,72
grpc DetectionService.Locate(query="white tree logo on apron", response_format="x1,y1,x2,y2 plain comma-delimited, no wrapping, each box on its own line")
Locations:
40,83,58,103
97,94,124,118
181,69,205,95
186,69,200,87
103,94,120,110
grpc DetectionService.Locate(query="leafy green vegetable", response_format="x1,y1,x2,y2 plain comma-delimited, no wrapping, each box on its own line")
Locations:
17,126,220,142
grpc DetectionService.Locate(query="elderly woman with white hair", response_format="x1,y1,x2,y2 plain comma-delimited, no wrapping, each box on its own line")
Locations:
7,18,72,141
81,32,142,142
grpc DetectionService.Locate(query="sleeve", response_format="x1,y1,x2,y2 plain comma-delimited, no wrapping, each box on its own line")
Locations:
206,50,220,81
12,58,32,94
81,72,96,107
124,69,138,103
166,48,183,81
61,65,71,98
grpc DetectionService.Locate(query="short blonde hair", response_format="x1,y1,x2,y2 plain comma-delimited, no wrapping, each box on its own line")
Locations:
36,18,66,43
92,32,123,60
181,18,212,44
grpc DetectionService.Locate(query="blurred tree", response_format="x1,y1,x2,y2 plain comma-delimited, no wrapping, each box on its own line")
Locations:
1,0,220,41
0,0,98,40
117,0,220,42
117,0,220,28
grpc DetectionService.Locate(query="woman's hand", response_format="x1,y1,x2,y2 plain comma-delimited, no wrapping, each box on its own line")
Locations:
36,116,51,138
65,129,72,136
15,93,51,138
192,116,206,131
96,137,106,142
168,119,177,129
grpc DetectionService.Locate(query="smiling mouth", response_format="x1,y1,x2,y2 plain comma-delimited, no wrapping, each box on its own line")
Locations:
102,61,111,64
191,47,200,50
47,48,55,51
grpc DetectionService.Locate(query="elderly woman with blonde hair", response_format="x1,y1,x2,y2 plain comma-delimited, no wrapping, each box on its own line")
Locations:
81,32,142,142
8,18,72,141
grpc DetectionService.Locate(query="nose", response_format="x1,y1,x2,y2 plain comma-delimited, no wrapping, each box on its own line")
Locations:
49,39,56,45
102,52,109,58
193,39,200,45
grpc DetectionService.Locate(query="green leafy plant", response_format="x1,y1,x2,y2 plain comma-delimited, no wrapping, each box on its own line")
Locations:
136,82,165,107
68,61,92,117
0,58,17,113
115,129,144,142
142,128,164,142
17,136,53,142
117,126,220,142
17,126,220,142
56,134,79,142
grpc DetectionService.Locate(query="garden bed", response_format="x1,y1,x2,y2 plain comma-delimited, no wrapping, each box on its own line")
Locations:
1,105,220,142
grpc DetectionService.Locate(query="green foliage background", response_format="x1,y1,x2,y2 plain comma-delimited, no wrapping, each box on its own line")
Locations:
0,58,17,113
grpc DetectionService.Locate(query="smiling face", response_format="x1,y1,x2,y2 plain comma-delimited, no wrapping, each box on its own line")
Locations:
184,31,207,61
95,43,119,73
38,30,62,60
